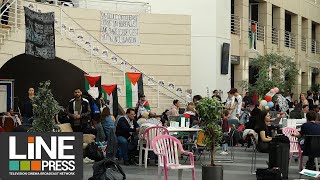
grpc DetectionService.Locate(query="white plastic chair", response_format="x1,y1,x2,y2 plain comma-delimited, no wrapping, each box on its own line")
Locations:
138,126,169,168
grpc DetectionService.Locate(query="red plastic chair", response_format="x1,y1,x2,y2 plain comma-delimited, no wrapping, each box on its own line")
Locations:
282,127,303,170
152,134,196,180
139,126,169,168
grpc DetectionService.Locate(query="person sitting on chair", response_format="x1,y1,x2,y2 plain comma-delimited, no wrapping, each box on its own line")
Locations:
255,111,272,153
293,111,320,170
116,108,140,165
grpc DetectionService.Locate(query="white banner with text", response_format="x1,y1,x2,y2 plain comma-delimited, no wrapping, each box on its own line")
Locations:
101,12,139,45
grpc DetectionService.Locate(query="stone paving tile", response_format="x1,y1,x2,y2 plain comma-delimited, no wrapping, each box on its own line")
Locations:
83,147,313,180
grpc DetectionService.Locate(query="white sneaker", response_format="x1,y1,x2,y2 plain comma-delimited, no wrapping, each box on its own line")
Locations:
220,151,228,155
83,157,95,164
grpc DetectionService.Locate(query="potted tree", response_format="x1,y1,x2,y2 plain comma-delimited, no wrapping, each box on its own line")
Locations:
196,97,224,180
29,81,61,132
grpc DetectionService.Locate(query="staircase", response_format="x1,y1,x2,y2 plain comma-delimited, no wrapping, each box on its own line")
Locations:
0,0,187,114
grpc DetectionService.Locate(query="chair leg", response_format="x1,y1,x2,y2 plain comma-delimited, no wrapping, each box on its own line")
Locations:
192,168,196,180
288,153,293,168
178,169,183,180
158,166,162,180
251,144,257,174
164,167,169,180
315,158,319,171
139,145,143,166
144,149,149,168
299,156,304,171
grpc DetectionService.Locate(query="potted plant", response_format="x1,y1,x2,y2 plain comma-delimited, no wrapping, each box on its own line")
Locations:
28,81,61,132
196,97,224,180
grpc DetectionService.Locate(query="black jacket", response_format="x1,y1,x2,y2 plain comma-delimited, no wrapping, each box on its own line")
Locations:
67,98,91,125
116,116,139,139
21,97,33,118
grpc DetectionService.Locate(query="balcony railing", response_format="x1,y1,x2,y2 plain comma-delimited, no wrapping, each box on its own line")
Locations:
248,20,264,42
301,36,307,51
272,27,279,45
231,14,241,35
312,40,316,53
284,31,296,49
311,39,320,54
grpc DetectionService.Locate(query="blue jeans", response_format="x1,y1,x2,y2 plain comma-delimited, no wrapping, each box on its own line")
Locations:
117,136,129,161
222,143,228,152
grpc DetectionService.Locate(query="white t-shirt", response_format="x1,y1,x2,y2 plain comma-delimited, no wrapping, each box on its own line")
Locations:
235,94,242,116
226,96,237,119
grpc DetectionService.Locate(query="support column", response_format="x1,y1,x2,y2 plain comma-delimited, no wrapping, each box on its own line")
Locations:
273,7,285,54
303,19,313,56
234,0,249,94
292,15,302,96
301,70,312,93
258,1,272,54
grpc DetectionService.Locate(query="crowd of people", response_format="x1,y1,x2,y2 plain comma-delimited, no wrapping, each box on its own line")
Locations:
223,88,320,170
2,86,320,170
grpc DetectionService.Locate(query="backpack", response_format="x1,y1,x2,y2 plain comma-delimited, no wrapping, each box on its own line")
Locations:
256,168,282,180
85,142,104,161
91,101,100,114
89,159,126,180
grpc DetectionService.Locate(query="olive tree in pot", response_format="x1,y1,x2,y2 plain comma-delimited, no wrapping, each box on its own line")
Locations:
196,97,224,180
28,81,61,132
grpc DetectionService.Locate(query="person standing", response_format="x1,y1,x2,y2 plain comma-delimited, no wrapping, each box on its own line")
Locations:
233,88,243,118
224,91,238,121
67,89,91,132
221,110,230,155
21,87,35,125
307,91,314,110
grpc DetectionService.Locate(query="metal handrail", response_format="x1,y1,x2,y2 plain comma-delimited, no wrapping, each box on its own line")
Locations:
312,39,316,54
272,27,279,45
284,31,296,49
0,0,16,17
301,36,307,51
311,39,320,54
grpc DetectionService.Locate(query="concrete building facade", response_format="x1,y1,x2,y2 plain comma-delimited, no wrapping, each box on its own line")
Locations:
231,0,320,96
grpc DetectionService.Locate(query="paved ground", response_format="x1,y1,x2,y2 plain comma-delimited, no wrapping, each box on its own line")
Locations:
83,147,313,180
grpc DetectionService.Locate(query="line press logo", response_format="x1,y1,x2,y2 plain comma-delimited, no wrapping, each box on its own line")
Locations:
0,132,83,180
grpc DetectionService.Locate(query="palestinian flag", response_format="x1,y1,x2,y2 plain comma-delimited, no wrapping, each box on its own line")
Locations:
101,84,119,117
249,23,257,49
84,75,101,99
125,72,144,108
